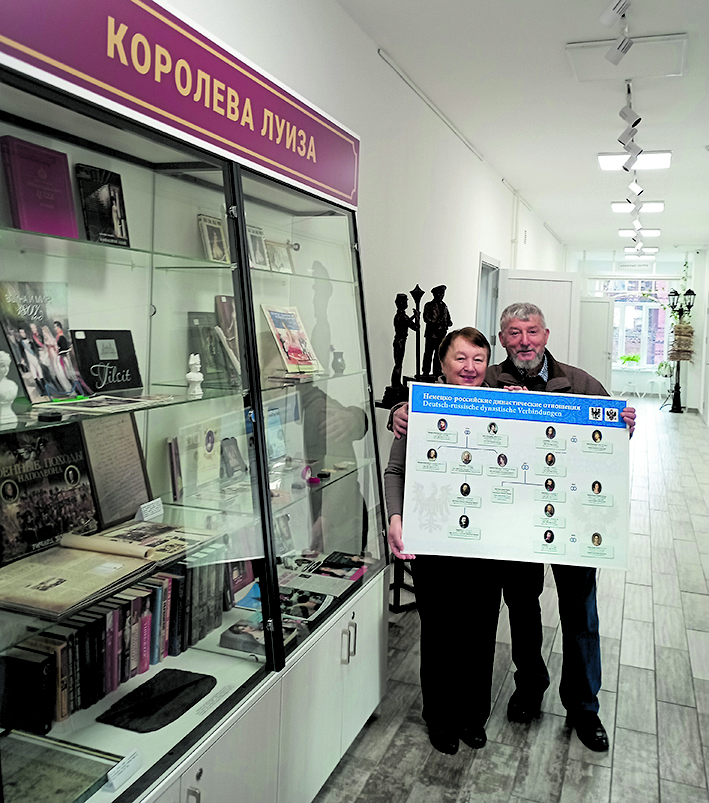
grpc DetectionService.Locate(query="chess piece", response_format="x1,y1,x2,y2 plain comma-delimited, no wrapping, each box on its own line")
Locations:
186,353,204,399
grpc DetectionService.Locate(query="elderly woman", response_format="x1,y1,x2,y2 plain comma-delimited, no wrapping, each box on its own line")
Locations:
384,327,545,755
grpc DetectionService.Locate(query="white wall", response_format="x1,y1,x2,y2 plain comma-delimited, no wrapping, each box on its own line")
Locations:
164,0,565,422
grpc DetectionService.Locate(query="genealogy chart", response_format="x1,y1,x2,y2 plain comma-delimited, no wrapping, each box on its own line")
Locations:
401,383,629,569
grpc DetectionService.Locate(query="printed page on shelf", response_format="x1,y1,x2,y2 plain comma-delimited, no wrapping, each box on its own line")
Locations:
0,281,91,403
261,305,322,374
277,551,375,597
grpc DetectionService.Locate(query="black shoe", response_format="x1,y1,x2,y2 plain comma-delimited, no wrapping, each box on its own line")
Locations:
460,725,487,749
428,727,459,755
566,711,609,752
507,691,542,723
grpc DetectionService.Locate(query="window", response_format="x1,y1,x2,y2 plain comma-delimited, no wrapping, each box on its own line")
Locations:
590,279,672,368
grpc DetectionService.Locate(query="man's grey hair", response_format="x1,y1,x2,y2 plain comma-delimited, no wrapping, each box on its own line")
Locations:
499,302,547,332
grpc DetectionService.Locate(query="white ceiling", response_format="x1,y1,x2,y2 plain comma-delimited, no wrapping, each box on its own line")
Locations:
337,0,709,255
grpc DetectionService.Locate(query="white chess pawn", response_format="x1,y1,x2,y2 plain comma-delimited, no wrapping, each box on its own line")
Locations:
186,353,204,399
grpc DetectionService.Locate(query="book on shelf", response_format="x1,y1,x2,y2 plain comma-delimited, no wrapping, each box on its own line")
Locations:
0,420,97,568
17,632,71,722
70,328,142,394
0,646,55,734
187,310,232,388
198,214,230,262
167,436,184,503
74,163,130,247
214,294,242,382
246,224,268,269
0,281,91,403
261,305,322,374
0,135,79,239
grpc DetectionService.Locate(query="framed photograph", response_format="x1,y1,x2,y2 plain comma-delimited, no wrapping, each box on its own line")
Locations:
198,214,230,263
246,225,269,269
265,240,294,274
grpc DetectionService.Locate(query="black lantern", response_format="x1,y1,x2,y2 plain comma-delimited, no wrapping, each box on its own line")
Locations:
668,288,696,413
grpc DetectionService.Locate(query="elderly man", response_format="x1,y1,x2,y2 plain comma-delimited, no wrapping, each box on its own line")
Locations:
390,302,635,752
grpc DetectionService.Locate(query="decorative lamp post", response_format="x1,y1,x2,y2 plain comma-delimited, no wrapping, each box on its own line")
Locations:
668,288,696,414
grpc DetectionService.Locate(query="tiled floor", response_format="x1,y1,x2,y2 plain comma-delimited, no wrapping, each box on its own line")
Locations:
314,398,709,803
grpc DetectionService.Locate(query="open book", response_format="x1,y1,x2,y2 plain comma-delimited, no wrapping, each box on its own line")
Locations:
0,520,217,619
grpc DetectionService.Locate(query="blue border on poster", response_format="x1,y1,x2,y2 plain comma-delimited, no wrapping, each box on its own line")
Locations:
409,383,626,428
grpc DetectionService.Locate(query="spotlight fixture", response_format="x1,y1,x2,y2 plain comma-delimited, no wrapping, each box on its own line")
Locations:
600,0,631,27
598,151,672,170
628,179,643,195
606,35,634,65
623,152,639,171
619,104,641,127
618,125,638,146
623,141,642,158
632,218,643,230
612,201,664,213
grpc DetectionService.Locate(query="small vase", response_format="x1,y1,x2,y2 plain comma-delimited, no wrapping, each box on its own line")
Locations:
331,351,346,375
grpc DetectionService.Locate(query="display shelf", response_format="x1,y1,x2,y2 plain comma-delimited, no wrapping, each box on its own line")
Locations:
248,264,359,288
260,366,367,393
0,225,229,272
48,645,270,803
5,388,244,435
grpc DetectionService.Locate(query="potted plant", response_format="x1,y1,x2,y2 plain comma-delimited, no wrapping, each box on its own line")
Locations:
619,354,640,366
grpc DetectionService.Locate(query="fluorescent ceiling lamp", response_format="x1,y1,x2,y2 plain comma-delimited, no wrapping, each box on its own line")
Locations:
566,34,688,82
619,228,661,237
624,254,655,261
624,246,660,254
598,151,672,170
612,201,664,213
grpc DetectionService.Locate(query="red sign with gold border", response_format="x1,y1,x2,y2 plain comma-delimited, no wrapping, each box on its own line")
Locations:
0,0,359,206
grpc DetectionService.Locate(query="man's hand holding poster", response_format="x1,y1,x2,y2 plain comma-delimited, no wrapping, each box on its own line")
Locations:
401,383,629,569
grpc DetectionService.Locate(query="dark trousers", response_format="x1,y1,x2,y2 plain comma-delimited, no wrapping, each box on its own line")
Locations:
502,561,549,700
552,564,601,714
411,555,503,731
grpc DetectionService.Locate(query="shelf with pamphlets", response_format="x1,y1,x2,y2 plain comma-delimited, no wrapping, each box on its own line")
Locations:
0,52,385,803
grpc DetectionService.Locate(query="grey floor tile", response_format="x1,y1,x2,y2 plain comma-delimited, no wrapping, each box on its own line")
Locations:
455,741,520,803
624,583,654,622
598,596,623,640
600,636,621,694
613,726,659,777
690,515,709,534
630,533,652,559
631,500,651,535
511,713,569,802
683,593,709,633
654,572,683,608
659,779,709,802
655,646,695,706
627,556,653,587
610,771,659,803
404,782,458,803
655,605,689,650
616,665,657,734
688,630,709,682
598,568,626,600
620,618,655,669
678,563,709,595
314,755,375,803
559,760,611,803
658,701,706,789
676,541,703,565
653,546,679,575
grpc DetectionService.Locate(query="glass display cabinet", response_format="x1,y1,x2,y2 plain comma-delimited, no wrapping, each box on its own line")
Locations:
0,63,386,803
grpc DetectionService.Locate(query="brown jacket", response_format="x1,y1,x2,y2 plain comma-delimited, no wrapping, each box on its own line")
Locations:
485,350,609,398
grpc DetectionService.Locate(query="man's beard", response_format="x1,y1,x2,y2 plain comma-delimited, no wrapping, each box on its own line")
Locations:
510,349,544,374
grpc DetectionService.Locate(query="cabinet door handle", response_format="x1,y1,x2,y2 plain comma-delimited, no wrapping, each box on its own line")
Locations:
186,789,201,803
348,621,358,657
341,629,350,664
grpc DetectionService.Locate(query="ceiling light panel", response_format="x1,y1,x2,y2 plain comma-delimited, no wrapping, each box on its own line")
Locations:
598,151,672,170
619,228,661,237
611,201,665,213
566,33,688,81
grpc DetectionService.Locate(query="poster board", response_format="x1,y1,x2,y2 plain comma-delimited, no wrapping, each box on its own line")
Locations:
401,383,629,569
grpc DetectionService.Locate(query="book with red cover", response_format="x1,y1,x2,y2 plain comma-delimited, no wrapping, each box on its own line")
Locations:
0,136,79,238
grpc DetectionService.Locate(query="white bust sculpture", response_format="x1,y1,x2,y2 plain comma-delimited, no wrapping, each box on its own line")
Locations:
0,351,18,427
186,353,204,399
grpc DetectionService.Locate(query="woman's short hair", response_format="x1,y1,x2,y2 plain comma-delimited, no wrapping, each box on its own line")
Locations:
438,326,491,364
